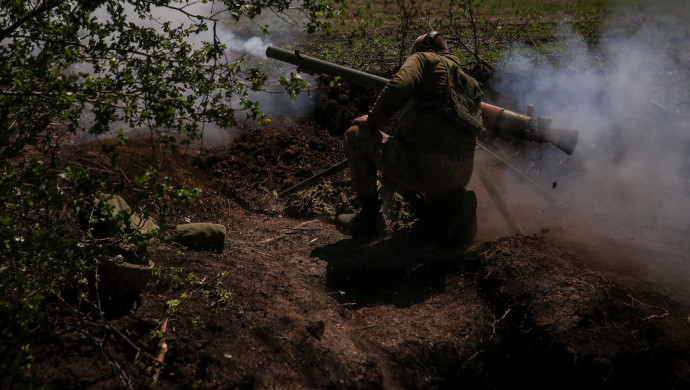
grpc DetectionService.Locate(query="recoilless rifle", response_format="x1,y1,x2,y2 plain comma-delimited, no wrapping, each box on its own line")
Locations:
266,46,578,202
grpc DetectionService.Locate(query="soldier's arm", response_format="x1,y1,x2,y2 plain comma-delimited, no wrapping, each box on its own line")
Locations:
366,53,426,129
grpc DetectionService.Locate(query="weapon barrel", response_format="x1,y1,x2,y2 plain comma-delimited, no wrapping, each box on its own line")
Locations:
266,46,389,90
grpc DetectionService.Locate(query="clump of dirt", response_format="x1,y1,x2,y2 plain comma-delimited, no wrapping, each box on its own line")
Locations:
215,121,343,188
190,119,347,214
313,79,379,136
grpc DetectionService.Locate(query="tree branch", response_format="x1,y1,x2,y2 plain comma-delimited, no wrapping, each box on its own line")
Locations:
7,35,242,69
0,1,55,43
447,37,494,71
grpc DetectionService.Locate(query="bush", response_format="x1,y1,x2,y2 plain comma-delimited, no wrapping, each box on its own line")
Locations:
0,0,343,384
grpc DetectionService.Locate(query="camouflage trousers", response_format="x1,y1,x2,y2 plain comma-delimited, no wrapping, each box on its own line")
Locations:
343,125,474,199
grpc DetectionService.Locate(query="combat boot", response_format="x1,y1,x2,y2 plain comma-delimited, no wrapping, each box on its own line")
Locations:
336,194,386,237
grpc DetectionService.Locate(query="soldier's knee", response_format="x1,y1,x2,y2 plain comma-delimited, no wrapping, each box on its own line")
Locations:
344,125,384,159
344,124,367,151
344,124,361,142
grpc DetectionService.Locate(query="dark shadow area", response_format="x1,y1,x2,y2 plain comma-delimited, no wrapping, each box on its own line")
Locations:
311,236,473,308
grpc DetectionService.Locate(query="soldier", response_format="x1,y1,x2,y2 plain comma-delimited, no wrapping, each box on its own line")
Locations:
336,31,483,242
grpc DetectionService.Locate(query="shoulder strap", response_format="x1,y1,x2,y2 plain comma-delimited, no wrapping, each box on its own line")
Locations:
434,53,455,95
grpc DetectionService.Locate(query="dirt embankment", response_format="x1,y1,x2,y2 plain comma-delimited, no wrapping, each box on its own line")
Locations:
23,94,689,389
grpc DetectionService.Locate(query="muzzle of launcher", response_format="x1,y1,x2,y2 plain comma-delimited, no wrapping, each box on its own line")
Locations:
266,46,579,155
480,103,579,155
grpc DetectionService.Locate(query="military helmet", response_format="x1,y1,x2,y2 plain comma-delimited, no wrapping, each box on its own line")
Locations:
414,31,443,53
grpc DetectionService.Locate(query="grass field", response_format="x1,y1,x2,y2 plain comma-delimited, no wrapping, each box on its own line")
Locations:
284,0,686,78
298,0,617,72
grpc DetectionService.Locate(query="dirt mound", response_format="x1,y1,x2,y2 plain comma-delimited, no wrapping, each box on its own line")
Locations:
473,236,690,389
19,106,690,389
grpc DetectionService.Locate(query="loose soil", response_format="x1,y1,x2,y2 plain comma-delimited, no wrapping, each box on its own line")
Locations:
21,77,690,389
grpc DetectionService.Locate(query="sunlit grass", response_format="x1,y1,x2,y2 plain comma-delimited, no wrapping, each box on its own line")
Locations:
303,0,626,72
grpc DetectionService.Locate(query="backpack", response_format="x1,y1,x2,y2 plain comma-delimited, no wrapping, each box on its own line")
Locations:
437,55,484,135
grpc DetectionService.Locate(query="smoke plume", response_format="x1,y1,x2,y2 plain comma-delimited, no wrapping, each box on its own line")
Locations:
483,1,690,292
76,1,315,144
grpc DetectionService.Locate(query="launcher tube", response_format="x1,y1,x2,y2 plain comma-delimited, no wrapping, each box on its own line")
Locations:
266,46,389,90
266,46,577,154
267,46,519,132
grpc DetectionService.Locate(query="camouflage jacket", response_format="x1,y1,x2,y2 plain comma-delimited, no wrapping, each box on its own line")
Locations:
367,51,482,155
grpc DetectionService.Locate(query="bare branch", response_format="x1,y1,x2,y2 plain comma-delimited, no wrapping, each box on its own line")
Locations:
446,37,494,71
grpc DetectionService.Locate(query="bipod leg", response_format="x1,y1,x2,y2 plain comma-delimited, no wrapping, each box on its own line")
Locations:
478,141,560,205
475,166,525,235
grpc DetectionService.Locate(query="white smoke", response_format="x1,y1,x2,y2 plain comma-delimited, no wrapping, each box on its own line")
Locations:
89,2,272,59
483,1,690,290
75,1,314,144
216,31,271,59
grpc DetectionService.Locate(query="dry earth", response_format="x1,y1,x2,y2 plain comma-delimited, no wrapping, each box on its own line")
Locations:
24,79,690,388
3,0,689,388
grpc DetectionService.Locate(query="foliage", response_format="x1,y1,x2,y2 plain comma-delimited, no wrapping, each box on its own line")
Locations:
312,0,616,74
0,0,342,384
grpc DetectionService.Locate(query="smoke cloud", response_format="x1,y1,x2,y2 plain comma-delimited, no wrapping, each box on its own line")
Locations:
76,1,315,144
482,1,690,292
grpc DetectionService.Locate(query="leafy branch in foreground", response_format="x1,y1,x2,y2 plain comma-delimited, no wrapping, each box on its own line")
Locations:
0,0,342,385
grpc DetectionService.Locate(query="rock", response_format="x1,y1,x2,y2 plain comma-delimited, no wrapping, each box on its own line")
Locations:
174,223,226,253
84,194,158,238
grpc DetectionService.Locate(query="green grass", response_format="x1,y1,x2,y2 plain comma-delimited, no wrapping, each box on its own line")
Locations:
301,0,624,74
